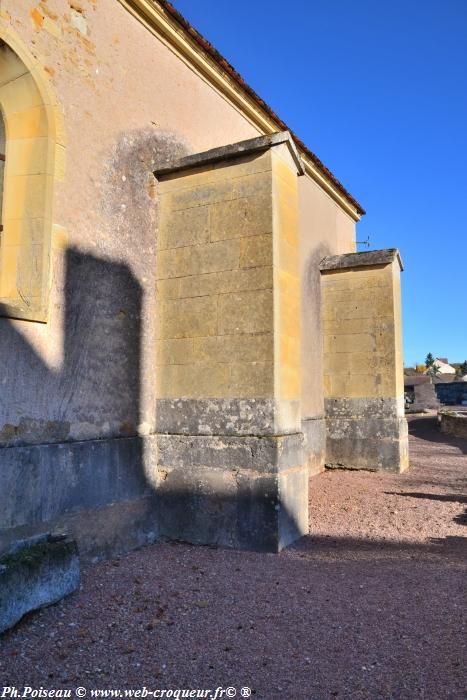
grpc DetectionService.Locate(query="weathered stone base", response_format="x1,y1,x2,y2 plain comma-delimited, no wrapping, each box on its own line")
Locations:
156,398,301,436
325,398,409,473
0,436,159,561
0,431,309,558
0,534,80,633
157,433,308,551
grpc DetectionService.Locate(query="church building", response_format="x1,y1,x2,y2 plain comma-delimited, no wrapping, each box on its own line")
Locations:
0,0,408,557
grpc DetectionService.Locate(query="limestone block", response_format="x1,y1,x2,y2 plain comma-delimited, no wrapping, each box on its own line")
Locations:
0,46,28,87
156,277,181,300
163,180,234,211
156,239,240,279
210,194,272,241
5,137,49,177
157,205,209,250
239,233,272,269
0,72,43,113
218,289,273,335
156,296,219,340
3,173,53,221
158,149,272,194
156,338,195,365
229,361,274,397
5,106,49,140
156,362,230,398
324,332,375,354
232,170,272,198
193,333,273,364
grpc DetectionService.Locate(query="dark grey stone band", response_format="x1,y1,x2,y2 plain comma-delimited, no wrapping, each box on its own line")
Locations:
0,435,157,534
156,398,301,436
325,397,402,419
157,431,304,474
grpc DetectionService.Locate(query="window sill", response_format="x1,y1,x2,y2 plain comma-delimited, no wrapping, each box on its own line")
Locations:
0,299,47,323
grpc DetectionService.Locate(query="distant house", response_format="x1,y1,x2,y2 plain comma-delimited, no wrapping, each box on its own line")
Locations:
431,358,457,375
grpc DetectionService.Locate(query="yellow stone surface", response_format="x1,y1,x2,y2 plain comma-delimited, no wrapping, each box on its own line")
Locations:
209,194,272,241
157,205,209,250
5,136,50,176
217,289,273,335
239,233,272,269
156,296,219,340
155,146,301,411
322,259,404,400
156,239,240,279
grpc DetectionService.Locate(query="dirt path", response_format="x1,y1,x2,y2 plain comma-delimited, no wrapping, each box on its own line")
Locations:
1,416,466,699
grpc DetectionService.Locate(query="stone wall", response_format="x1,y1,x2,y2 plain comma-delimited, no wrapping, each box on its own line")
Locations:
439,410,467,439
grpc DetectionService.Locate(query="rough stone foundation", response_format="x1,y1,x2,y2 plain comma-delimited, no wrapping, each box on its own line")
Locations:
325,398,408,472
0,436,159,560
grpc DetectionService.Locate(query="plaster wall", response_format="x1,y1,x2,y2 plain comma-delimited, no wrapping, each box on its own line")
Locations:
298,174,356,472
298,174,355,421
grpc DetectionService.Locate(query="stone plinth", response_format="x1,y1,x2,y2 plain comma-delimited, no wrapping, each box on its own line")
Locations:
320,249,408,473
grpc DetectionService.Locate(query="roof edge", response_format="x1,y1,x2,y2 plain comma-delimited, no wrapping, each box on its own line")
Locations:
118,0,365,219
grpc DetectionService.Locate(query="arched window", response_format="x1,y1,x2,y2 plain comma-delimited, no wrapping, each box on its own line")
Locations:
0,37,63,322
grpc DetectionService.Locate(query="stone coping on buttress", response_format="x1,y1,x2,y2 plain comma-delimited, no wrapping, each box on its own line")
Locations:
153,131,305,178
319,248,404,272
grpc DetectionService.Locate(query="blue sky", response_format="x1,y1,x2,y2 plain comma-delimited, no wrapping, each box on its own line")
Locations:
173,0,467,367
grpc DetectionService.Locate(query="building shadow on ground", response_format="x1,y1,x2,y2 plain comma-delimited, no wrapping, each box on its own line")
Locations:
408,415,467,454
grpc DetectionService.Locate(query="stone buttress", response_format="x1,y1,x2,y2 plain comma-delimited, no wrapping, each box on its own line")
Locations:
153,132,308,551
320,249,408,473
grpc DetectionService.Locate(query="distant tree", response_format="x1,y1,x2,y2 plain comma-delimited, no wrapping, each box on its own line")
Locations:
426,363,440,379
461,360,467,376
425,352,435,368
415,364,426,373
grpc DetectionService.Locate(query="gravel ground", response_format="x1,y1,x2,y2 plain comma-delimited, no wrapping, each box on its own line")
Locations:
1,415,466,699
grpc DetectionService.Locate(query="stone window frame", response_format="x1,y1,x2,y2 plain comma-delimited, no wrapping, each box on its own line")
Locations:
0,109,5,235
0,28,65,323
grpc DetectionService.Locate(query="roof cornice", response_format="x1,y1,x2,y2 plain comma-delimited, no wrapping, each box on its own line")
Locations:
117,0,364,221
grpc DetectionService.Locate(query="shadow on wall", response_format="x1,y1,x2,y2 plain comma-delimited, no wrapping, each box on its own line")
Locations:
0,248,143,445
0,248,148,556
0,251,306,556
